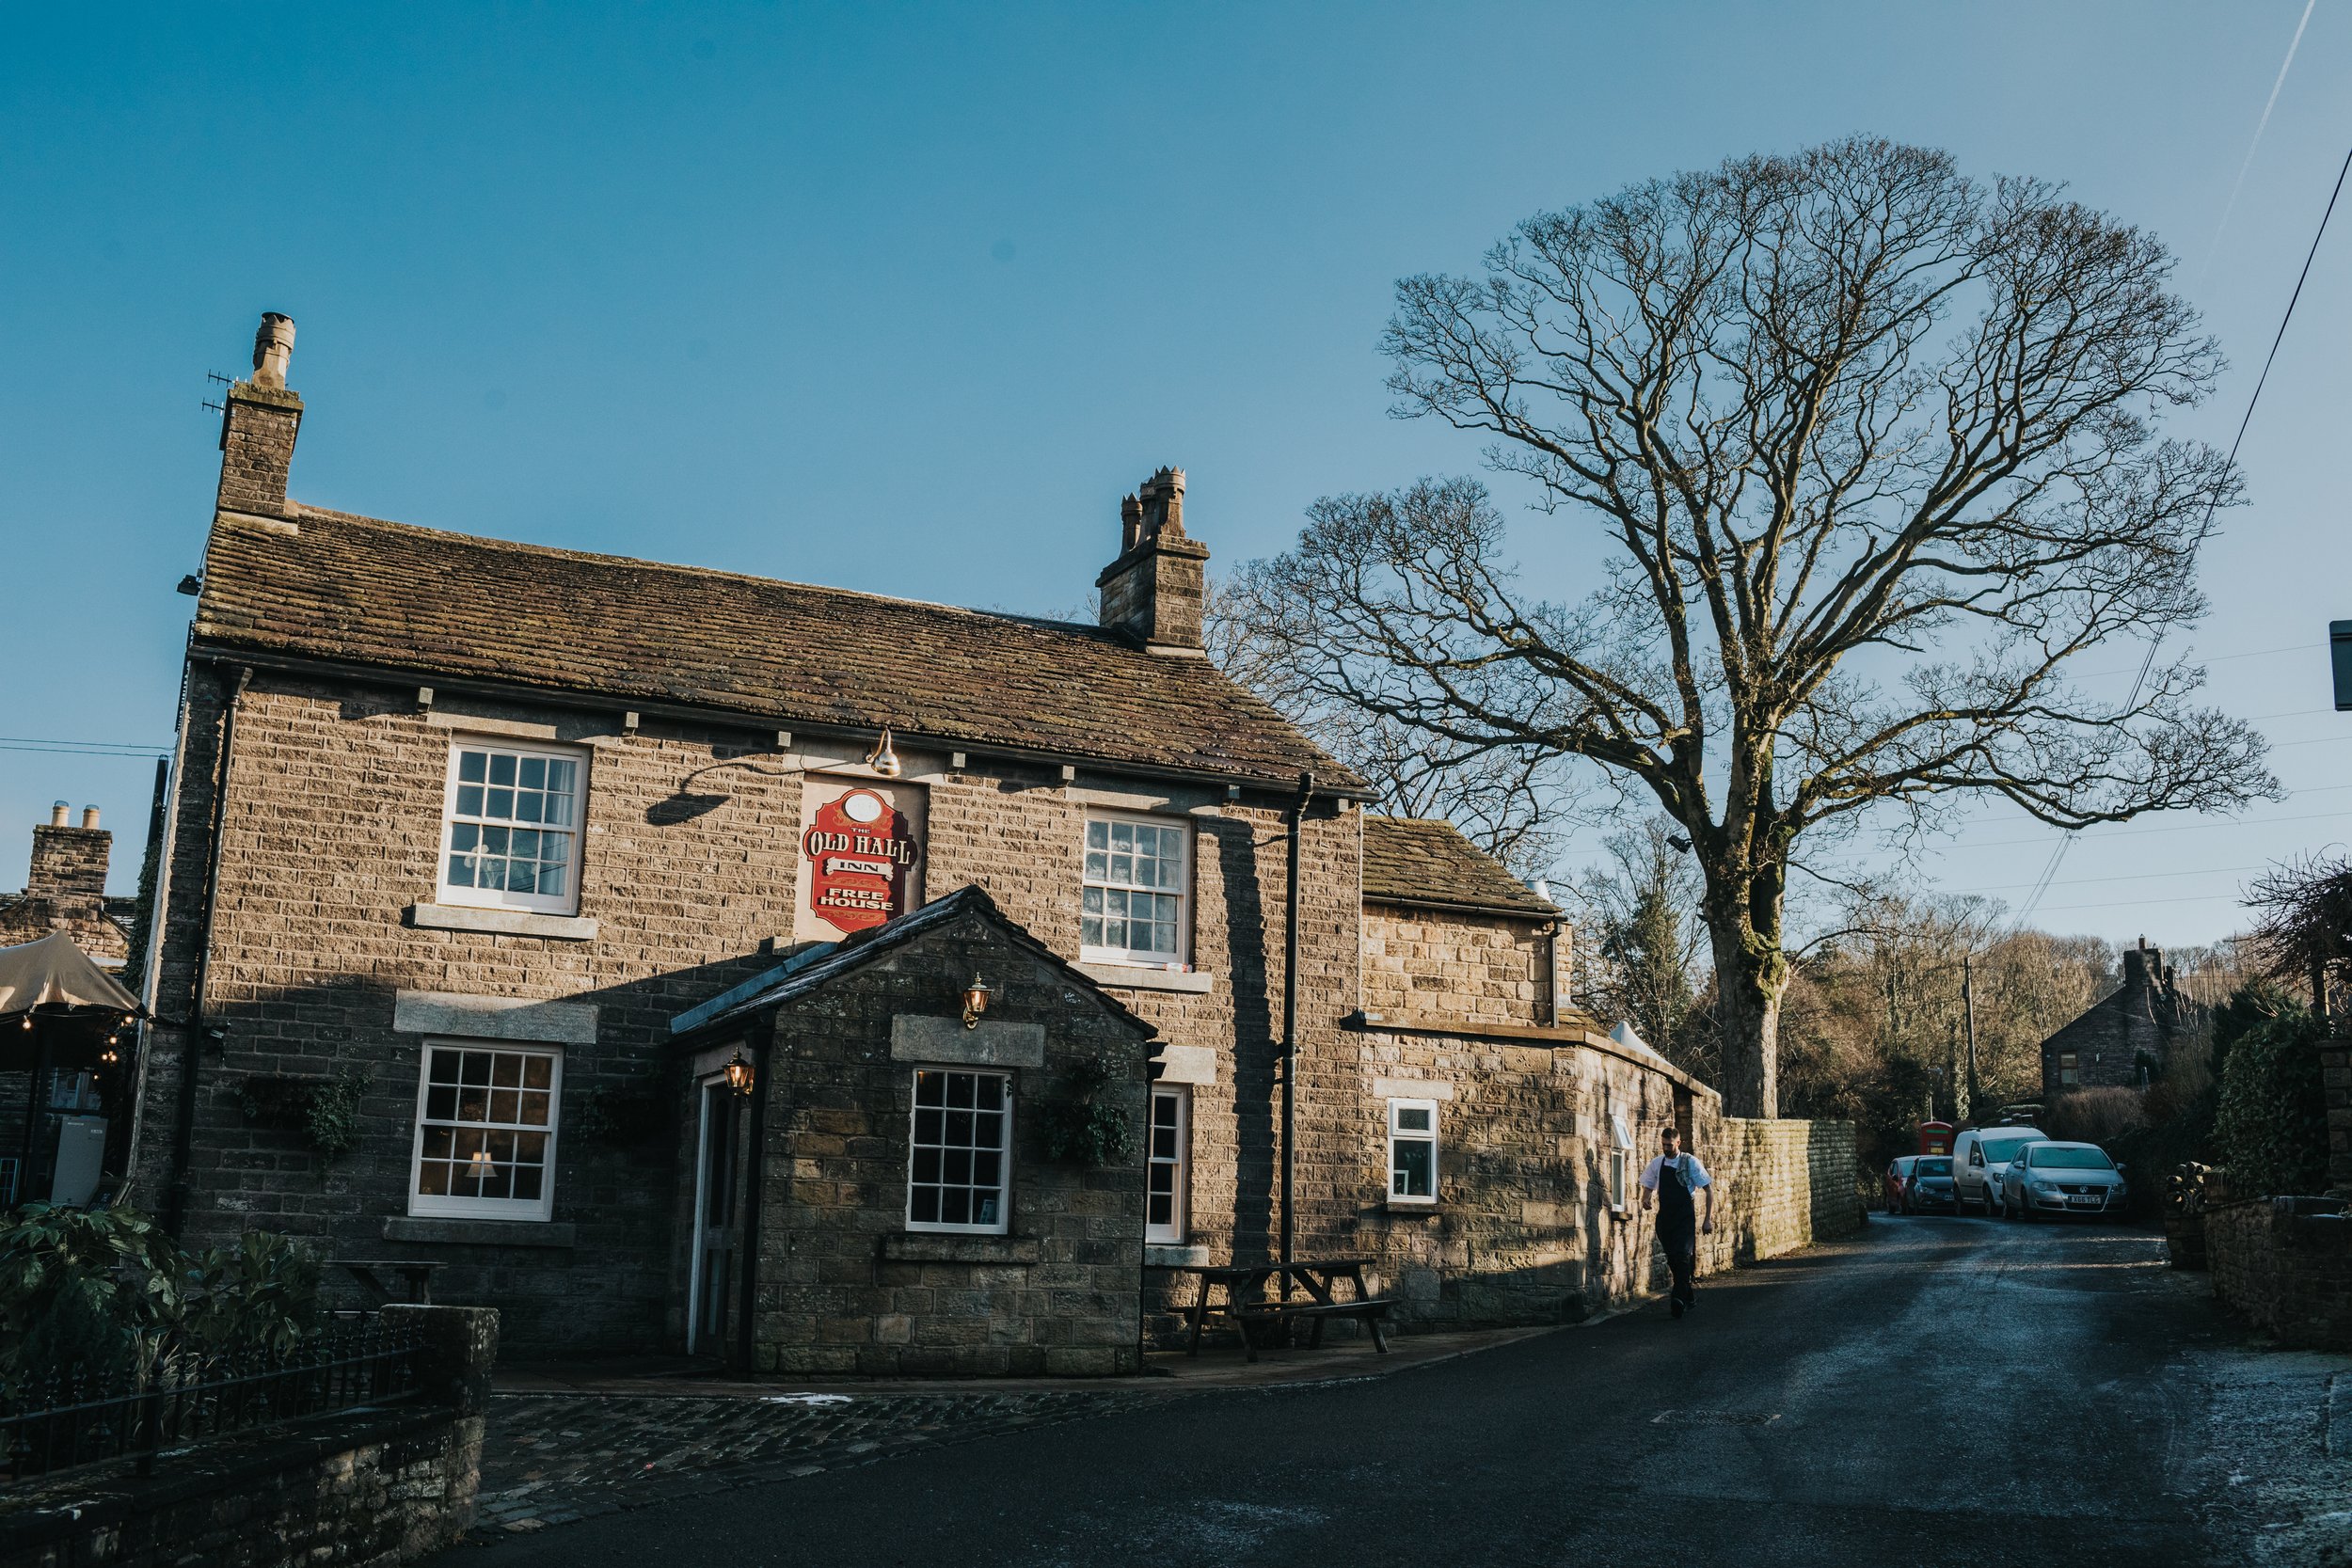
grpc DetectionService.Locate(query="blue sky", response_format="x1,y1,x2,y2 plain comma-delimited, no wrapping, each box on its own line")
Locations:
2,2,2345,951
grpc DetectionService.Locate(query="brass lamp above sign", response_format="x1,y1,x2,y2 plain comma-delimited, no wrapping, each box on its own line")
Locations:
794,774,928,942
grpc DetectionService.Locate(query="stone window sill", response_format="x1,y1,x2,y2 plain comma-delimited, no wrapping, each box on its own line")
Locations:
407,903,599,941
881,1233,1041,1265
1145,1243,1210,1267
383,1217,578,1249
1384,1201,1443,1217
1073,963,1214,994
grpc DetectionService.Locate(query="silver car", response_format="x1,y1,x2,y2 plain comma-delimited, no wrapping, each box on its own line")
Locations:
1997,1140,2129,1220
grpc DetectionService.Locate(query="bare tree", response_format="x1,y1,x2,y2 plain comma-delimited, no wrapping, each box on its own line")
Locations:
1222,136,2275,1115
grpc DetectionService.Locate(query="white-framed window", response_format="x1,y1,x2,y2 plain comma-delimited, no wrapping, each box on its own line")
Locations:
1388,1098,1438,1203
1609,1113,1634,1211
409,1042,562,1220
1147,1086,1190,1243
1081,814,1190,968
437,740,586,913
907,1069,1011,1234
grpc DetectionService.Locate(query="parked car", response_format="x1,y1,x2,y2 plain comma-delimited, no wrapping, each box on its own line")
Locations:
1996,1140,2128,1221
1899,1155,1956,1212
1882,1155,1918,1212
1953,1125,2047,1214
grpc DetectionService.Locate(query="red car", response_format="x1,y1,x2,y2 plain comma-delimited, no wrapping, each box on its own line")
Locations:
1883,1154,1958,1213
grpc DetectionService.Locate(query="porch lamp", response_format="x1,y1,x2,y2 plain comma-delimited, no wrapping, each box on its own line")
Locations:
724,1046,755,1097
961,974,993,1030
864,727,903,780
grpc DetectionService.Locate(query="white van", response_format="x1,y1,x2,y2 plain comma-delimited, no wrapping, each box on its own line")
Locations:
1952,1124,2048,1215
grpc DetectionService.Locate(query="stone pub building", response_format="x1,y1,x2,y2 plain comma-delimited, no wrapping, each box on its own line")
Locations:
128,316,1843,1374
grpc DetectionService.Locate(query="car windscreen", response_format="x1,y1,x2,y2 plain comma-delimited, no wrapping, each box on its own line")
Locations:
1915,1158,1952,1177
1980,1137,2037,1164
2029,1147,2114,1170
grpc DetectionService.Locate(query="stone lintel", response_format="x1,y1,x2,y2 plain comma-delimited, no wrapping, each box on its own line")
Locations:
890,1015,1045,1068
1152,1044,1218,1085
1371,1077,1454,1101
393,989,598,1045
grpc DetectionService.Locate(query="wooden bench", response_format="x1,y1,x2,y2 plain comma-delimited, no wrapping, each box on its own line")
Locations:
1233,1296,1394,1354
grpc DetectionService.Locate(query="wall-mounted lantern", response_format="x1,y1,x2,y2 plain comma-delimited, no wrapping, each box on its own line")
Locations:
961,974,993,1030
865,727,903,779
724,1046,755,1097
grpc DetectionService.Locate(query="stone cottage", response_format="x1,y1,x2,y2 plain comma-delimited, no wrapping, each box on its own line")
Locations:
125,315,1838,1372
1,803,135,965
2038,938,2204,1101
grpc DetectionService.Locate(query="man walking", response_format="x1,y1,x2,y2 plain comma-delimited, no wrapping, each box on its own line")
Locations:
1638,1125,1713,1319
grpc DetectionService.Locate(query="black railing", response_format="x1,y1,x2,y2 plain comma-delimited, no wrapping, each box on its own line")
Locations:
0,1315,425,1482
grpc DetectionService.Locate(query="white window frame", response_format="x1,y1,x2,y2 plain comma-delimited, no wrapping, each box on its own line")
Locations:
1387,1098,1438,1205
1080,812,1192,969
407,1040,563,1221
1609,1113,1634,1212
905,1068,1013,1236
436,738,588,915
1147,1085,1190,1243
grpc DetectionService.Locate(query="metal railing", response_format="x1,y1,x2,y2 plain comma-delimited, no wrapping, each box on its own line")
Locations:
0,1315,425,1482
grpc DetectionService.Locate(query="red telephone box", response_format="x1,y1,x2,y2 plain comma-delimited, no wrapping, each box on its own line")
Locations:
1916,1121,1954,1157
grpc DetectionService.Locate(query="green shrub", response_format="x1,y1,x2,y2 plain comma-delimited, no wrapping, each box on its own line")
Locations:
2212,1003,2329,1198
1035,1054,1136,1167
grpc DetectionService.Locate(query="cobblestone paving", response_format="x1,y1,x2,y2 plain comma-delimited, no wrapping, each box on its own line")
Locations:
470,1387,1180,1536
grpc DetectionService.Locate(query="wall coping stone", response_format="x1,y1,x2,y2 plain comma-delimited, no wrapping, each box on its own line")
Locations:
880,1232,1042,1265
407,902,598,941
384,1216,578,1249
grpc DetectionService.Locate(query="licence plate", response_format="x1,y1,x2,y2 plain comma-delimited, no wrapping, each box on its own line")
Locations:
2067,1196,2102,1209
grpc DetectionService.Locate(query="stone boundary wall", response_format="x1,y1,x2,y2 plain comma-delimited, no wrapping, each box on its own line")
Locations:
1694,1117,1862,1278
0,1306,497,1568
2203,1196,2352,1351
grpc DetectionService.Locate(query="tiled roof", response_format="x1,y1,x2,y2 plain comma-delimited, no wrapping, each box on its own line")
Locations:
194,508,1363,791
1361,816,1555,917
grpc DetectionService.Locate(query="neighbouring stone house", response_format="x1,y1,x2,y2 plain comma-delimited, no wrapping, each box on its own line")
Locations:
2038,939,2204,1101
127,314,1845,1372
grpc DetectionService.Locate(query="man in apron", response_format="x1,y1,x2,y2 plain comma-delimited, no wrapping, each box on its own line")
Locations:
1638,1124,1714,1319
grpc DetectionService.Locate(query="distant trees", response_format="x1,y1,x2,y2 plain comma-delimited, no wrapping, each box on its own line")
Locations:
1570,819,1709,1080
1220,135,2276,1116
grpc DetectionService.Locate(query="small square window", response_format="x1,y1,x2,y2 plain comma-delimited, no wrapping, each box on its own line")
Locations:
1388,1098,1438,1204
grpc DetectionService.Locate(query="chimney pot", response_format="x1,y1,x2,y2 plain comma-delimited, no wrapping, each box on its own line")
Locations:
1097,466,1209,649
80,806,100,830
252,312,295,389
49,800,68,827
215,313,305,518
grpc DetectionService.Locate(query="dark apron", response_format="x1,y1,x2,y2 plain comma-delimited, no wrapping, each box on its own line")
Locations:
1657,1155,1695,1238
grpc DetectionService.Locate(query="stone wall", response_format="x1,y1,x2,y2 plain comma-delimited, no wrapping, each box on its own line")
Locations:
0,1304,495,1568
717,911,1156,1376
1694,1117,1864,1277
1359,904,1549,1028
2203,1196,2352,1351
2322,1032,2351,1196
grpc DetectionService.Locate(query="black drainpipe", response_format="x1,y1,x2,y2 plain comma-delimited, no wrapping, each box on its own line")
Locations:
734,1026,774,1371
1279,770,1314,1275
165,665,248,1240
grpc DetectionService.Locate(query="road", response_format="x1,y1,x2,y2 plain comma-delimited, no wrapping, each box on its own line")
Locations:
436,1215,2337,1567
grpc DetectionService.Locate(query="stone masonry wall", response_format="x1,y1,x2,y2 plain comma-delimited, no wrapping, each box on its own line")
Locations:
0,1304,495,1568
2322,1032,2352,1196
2204,1196,2352,1351
1693,1117,1863,1278
1359,904,1547,1028
728,911,1154,1376
136,661,1367,1360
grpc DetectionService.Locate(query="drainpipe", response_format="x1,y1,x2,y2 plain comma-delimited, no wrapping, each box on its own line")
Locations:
734,1027,774,1372
1279,770,1314,1274
165,665,247,1240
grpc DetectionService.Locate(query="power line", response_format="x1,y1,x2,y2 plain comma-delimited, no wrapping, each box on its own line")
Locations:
0,737,170,757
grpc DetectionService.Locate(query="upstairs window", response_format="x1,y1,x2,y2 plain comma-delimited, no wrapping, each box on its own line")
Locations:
1389,1098,1438,1204
439,742,585,913
2057,1052,2080,1087
1081,815,1191,968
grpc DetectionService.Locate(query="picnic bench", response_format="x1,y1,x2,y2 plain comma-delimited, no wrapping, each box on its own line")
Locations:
1167,1256,1392,1362
334,1259,445,1305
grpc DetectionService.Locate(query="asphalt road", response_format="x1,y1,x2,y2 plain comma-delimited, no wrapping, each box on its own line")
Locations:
436,1215,2283,1567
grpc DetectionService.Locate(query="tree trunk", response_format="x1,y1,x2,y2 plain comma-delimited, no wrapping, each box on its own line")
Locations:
1705,876,1788,1118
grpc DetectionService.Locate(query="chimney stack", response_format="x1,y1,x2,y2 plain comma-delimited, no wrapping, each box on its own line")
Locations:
215,311,303,520
27,804,111,899
1096,467,1211,652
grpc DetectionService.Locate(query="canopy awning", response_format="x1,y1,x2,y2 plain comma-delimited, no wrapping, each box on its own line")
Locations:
0,932,140,1020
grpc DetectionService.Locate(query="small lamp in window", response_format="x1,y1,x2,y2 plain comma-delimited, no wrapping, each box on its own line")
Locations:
465,1148,498,1187
961,974,993,1030
724,1046,755,1097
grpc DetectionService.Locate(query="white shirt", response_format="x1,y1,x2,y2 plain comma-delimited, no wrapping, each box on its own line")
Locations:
1639,1152,1711,1193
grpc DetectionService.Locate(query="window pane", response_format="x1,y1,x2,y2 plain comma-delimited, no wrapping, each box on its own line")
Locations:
911,1187,940,1223
913,1148,941,1183
975,1077,1002,1111
1393,1137,1435,1197
519,756,547,790
1087,820,1107,849
1396,1106,1432,1132
455,784,485,816
488,753,516,786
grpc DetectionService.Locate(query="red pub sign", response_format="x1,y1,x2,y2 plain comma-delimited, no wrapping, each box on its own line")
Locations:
801,785,919,934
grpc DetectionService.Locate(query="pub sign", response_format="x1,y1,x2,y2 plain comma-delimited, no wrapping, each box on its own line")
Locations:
795,776,926,941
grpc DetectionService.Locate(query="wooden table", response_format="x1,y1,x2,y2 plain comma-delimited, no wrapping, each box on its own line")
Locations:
1167,1256,1392,1362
